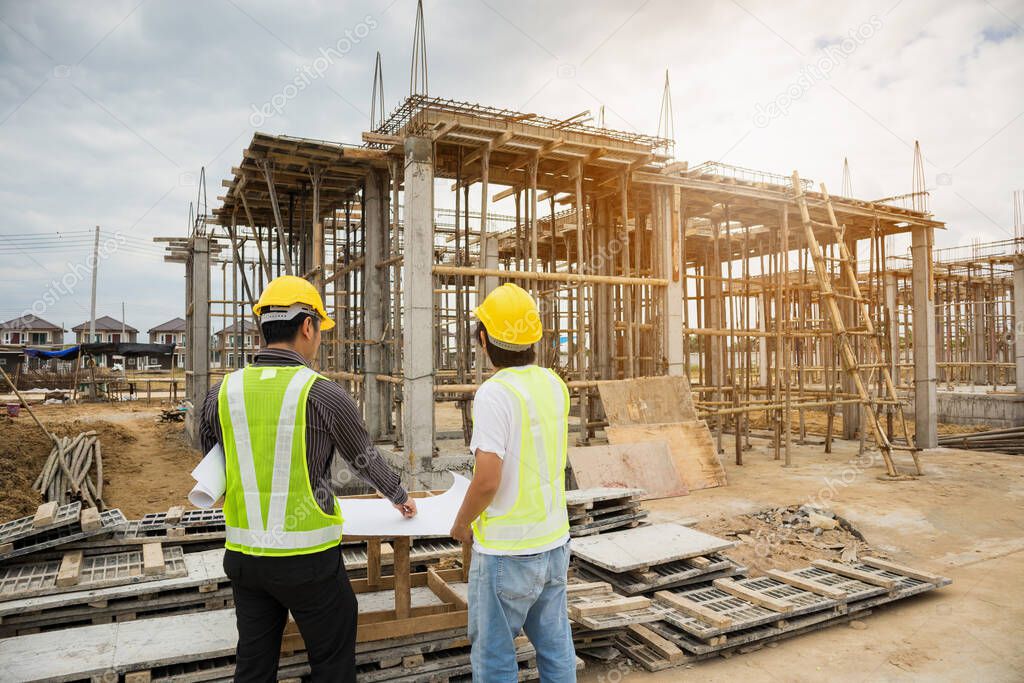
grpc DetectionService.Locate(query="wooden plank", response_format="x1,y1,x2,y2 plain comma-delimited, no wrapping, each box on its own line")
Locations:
607,422,726,490
712,578,794,614
569,595,650,618
366,538,382,588
55,551,84,588
654,590,733,629
597,376,697,425
567,582,615,597
79,507,102,532
626,624,684,662
32,502,59,528
861,556,945,585
426,568,466,609
812,560,896,589
568,442,688,500
393,536,411,619
766,569,848,600
142,543,165,576
569,523,733,572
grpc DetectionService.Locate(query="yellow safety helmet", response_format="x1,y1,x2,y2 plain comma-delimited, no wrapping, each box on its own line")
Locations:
474,283,542,351
253,275,335,331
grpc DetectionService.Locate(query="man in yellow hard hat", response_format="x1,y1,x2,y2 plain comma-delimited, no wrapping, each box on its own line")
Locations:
449,282,577,682
199,275,416,682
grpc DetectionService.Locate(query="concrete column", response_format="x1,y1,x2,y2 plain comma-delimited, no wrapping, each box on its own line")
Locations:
187,236,210,448
1014,256,1024,390
402,136,435,474
971,283,988,385
911,227,937,448
663,187,685,376
362,169,386,440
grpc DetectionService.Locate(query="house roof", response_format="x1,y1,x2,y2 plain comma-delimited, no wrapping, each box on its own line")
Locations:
71,316,139,333
0,314,63,331
148,317,186,333
216,319,259,335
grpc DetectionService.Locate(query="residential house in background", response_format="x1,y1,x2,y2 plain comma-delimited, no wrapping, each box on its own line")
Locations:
212,319,261,368
0,314,64,347
148,317,187,369
72,316,139,368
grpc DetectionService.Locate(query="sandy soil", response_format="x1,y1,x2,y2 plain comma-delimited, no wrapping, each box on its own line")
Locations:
579,437,1024,682
0,401,200,520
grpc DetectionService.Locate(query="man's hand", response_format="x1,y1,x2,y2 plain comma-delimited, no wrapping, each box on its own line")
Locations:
450,522,473,544
393,498,417,518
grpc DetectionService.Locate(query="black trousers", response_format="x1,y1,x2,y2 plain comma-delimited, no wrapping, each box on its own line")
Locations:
224,545,357,682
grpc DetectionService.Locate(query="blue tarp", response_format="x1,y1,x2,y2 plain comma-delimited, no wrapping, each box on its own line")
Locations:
23,346,81,360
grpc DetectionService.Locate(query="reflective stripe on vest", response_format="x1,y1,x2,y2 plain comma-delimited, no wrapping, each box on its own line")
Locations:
218,365,344,556
472,365,570,551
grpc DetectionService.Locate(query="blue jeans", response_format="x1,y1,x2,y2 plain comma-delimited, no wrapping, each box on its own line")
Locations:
468,543,577,682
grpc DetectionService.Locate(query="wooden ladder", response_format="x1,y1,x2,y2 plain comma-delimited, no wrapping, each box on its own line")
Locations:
791,171,921,477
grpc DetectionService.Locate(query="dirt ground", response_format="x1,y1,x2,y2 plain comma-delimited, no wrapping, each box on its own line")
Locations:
580,436,1024,682
1,402,1021,680
0,401,199,520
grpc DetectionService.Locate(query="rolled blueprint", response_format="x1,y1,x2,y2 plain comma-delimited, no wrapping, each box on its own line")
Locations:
188,443,226,508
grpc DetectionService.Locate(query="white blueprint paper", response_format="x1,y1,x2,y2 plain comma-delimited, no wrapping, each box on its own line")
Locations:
336,472,469,537
188,444,226,508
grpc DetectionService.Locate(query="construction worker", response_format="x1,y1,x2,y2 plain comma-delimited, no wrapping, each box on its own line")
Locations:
450,283,577,682
199,275,416,682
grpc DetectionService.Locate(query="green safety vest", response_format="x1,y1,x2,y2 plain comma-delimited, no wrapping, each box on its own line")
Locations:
472,365,570,552
218,365,344,556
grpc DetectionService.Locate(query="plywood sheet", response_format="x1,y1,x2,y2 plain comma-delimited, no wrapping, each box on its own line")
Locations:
598,376,696,426
607,421,726,490
569,523,734,573
568,442,688,500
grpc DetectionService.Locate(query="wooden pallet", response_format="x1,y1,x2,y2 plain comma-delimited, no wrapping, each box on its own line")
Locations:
574,552,745,595
0,507,127,562
651,557,950,646
0,544,187,600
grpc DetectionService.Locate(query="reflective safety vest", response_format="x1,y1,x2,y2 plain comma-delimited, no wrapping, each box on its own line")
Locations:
218,365,344,556
472,365,570,552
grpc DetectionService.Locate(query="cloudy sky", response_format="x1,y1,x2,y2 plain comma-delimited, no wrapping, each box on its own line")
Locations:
0,0,1021,342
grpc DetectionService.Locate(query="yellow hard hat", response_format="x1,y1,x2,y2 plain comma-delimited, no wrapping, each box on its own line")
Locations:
253,275,335,331
474,283,542,351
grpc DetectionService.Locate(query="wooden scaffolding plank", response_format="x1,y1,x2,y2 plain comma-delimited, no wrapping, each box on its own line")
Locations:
606,422,726,490
567,442,688,500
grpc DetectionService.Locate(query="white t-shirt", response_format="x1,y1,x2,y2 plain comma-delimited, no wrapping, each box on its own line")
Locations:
470,366,570,556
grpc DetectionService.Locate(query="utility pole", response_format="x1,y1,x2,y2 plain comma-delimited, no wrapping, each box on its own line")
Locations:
88,226,100,398
89,226,99,343
121,301,126,338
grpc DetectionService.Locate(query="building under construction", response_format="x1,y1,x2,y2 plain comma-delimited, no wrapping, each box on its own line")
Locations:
162,92,1024,485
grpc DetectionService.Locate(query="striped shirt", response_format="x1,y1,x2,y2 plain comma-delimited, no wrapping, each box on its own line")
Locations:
200,347,408,514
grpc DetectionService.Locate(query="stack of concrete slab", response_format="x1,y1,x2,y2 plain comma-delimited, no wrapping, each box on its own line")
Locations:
571,522,744,597
566,487,648,537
